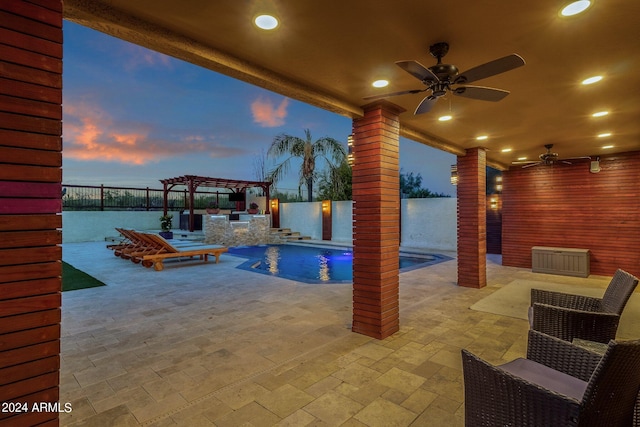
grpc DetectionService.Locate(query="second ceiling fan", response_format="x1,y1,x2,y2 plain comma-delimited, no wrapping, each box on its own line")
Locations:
364,42,525,114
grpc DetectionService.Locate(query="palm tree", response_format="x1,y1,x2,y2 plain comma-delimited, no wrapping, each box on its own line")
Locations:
267,129,346,202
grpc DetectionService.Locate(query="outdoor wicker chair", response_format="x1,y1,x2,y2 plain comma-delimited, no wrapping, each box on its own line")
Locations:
529,268,639,343
462,330,640,426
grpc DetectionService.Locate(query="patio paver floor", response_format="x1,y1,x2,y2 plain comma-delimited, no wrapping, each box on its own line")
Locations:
59,241,612,426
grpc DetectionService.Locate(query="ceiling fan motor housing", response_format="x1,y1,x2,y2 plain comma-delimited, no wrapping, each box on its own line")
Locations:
429,63,459,81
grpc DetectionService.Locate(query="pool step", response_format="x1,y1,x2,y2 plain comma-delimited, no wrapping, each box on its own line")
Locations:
270,228,312,241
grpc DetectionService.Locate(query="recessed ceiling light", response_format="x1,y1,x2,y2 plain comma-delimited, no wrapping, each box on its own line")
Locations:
254,14,278,30
582,75,603,85
560,1,592,17
501,148,512,153
602,145,614,149
476,135,488,141
597,132,612,138
517,157,527,161
592,111,609,117
438,115,452,122
372,80,389,88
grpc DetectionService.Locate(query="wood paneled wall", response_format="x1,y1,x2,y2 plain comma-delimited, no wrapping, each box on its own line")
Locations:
0,1,63,425
502,151,640,277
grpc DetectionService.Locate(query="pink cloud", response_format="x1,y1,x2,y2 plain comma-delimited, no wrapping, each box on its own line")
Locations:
251,97,289,127
63,101,223,165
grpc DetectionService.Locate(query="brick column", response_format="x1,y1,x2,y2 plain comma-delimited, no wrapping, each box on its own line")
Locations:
352,101,403,339
457,148,487,288
0,1,63,426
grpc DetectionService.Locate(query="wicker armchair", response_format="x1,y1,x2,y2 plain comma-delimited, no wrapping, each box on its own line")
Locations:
530,268,639,343
462,330,640,426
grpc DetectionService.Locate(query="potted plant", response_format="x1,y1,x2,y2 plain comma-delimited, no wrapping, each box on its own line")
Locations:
247,202,259,214
206,201,220,214
159,214,173,239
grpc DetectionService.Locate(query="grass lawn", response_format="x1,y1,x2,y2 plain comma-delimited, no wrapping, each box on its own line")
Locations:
62,261,107,292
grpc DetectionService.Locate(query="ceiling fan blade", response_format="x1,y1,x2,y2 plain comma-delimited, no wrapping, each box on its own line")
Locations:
455,54,525,84
453,85,510,102
562,156,592,161
414,96,437,115
522,162,542,168
362,88,426,101
396,60,439,83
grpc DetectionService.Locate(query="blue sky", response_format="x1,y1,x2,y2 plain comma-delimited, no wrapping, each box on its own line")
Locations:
62,21,457,197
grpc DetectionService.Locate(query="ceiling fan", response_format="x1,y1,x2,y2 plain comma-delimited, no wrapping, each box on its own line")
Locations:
364,42,525,114
513,144,591,168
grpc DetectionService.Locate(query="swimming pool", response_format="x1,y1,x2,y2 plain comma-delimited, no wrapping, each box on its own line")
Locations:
227,244,452,284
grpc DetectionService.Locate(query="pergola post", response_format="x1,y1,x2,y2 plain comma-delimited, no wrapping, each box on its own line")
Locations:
188,177,196,232
351,101,404,340
456,147,487,288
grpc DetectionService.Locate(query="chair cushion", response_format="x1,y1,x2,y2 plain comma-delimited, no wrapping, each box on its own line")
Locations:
499,358,588,401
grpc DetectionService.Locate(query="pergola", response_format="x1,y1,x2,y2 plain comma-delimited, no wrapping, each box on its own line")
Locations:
160,175,272,232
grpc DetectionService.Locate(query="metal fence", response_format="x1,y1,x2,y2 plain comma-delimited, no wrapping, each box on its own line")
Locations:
61,184,235,211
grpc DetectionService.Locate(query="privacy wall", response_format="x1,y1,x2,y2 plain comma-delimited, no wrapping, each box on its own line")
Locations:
502,151,640,277
0,1,63,425
280,198,457,251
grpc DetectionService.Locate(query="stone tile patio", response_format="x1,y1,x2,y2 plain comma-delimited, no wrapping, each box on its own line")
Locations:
59,241,612,426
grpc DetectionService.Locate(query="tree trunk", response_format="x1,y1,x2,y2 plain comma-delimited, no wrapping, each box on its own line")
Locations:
306,177,313,202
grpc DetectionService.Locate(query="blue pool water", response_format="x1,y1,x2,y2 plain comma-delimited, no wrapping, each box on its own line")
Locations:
227,244,451,284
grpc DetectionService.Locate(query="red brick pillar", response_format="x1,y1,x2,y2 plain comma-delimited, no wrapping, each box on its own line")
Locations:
352,101,403,339
457,148,487,288
0,1,63,426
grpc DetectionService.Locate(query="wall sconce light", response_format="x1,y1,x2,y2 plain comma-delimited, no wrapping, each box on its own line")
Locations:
450,165,458,185
495,175,503,192
347,134,354,166
490,198,498,210
322,200,331,212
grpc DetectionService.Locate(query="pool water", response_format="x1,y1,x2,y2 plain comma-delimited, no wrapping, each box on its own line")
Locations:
227,244,451,284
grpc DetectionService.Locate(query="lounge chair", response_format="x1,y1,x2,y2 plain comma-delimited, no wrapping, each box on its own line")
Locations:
529,268,639,343
138,233,228,271
462,330,640,426
111,229,154,259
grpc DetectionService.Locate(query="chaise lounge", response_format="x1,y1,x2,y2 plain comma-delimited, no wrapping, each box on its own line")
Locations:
137,232,228,271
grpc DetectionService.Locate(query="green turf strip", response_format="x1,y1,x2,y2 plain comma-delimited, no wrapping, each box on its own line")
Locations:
62,261,107,292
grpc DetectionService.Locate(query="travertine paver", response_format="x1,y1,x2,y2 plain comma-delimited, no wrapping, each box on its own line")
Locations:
58,241,614,426
303,390,363,424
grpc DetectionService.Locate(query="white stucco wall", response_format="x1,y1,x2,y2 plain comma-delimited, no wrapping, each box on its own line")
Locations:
279,201,322,240
331,201,353,242
401,198,457,251
62,198,458,250
278,198,457,251
62,211,181,243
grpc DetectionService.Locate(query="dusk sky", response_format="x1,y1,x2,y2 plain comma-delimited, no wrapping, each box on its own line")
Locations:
62,21,457,197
